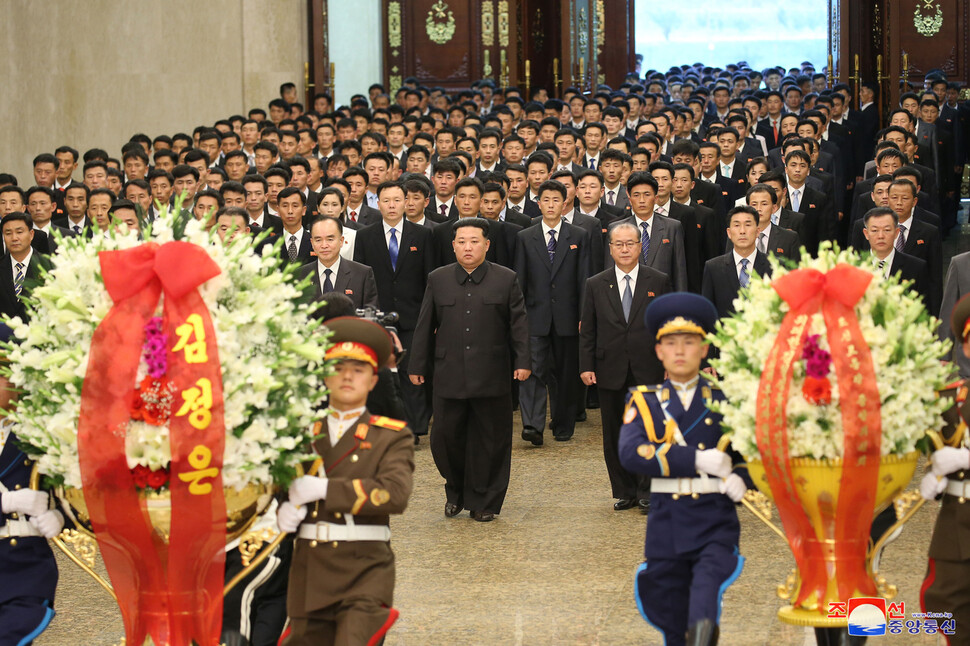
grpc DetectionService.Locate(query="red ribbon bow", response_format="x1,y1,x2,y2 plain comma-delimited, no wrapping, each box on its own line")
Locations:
756,264,881,608
78,241,226,645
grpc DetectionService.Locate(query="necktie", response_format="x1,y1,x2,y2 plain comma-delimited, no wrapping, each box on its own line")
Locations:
722,164,730,176
389,227,399,269
771,211,780,226
791,189,801,212
547,229,557,261
877,259,886,272
323,268,334,292
640,222,650,263
739,258,750,288
14,262,24,296
621,275,633,322
511,203,522,213
895,224,906,252
73,224,81,235
772,120,778,141
655,207,665,217
349,210,357,222
589,157,596,170
756,232,767,254
561,215,569,225
288,235,298,261
608,190,615,206
440,204,448,218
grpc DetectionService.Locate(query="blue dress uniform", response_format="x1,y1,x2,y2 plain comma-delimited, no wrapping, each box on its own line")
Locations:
0,426,59,646
618,293,750,646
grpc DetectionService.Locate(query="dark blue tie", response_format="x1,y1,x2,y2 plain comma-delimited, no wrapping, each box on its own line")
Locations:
389,227,399,270
640,222,650,264
323,268,334,292
547,229,557,262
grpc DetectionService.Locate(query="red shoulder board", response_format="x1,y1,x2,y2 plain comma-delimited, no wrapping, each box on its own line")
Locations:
370,415,407,431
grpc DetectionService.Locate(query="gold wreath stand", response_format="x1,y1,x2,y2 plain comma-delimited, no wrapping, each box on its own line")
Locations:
717,433,937,628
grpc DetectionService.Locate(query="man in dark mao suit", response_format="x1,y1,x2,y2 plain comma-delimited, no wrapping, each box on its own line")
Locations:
410,218,532,521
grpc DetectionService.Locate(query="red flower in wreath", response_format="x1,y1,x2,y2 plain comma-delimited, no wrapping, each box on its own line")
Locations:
129,377,177,426
146,468,169,490
131,464,151,489
802,376,832,405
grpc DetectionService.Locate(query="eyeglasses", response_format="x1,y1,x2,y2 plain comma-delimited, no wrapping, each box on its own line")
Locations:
610,241,640,249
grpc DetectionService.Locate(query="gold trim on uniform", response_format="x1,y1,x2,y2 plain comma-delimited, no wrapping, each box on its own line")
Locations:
656,443,671,476
638,444,656,460
351,479,367,514
656,316,706,339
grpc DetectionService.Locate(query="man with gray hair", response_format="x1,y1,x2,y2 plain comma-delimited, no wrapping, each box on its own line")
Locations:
580,220,671,513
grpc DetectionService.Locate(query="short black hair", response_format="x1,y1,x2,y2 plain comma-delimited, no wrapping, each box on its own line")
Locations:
626,171,658,193
536,179,567,200
452,217,489,239
0,212,32,231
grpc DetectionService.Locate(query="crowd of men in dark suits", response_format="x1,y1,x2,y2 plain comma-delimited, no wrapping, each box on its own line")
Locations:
1,61,967,529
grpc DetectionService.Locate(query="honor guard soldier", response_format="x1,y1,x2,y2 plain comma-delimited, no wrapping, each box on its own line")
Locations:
0,327,65,645
919,293,970,644
278,317,415,646
618,293,750,646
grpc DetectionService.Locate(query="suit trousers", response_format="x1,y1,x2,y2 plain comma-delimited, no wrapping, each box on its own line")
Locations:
431,394,513,514
599,382,650,500
396,328,431,436
222,539,292,646
519,327,580,438
282,597,396,646
0,595,54,646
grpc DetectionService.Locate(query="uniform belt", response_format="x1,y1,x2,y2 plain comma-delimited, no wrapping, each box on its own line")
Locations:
297,521,390,542
945,479,970,499
0,518,41,539
650,477,722,495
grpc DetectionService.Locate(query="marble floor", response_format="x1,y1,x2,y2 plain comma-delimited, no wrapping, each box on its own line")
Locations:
38,409,943,646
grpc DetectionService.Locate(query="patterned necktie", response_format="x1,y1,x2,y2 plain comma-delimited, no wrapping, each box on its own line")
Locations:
323,268,334,292
547,229,557,262
739,258,750,288
73,225,81,235
895,224,907,252
877,259,886,272
349,210,357,222
440,204,448,219
608,190,615,206
511,203,522,213
288,235,298,261
14,262,24,296
621,275,633,322
640,222,650,263
389,227,399,269
756,232,767,254
589,157,596,170
790,189,801,212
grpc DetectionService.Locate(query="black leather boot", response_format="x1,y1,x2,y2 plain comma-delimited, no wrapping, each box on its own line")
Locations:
687,618,719,646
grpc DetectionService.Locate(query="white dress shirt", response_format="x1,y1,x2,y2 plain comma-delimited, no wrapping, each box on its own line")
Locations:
560,208,575,225
433,195,454,218
317,255,340,287
634,214,654,240
654,199,671,217
10,248,32,283
383,219,403,251
732,248,757,281
541,219,563,244
669,375,699,408
873,248,895,279
508,197,527,213
614,262,639,295
283,227,305,252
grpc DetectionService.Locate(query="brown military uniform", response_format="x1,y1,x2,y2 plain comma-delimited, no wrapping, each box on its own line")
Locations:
922,381,970,642
283,409,414,646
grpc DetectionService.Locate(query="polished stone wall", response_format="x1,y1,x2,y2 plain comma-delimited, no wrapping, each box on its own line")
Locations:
0,0,306,180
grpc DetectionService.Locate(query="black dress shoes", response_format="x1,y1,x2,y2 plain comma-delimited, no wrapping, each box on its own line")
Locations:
553,433,572,442
614,498,637,511
575,410,587,422
687,618,718,646
521,427,543,446
444,502,463,518
638,498,650,514
470,510,495,522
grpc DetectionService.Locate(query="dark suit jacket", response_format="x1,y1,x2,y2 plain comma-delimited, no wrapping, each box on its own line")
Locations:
34,223,75,254
715,158,748,205
691,178,727,231
756,118,783,150
850,216,942,313
579,265,672,389
502,207,533,228
425,200,460,224
665,201,704,293
296,258,379,309
51,215,95,239
434,217,519,269
702,251,772,319
725,224,800,262
777,208,809,252
279,228,313,265
254,211,284,236
0,251,50,321
532,212,605,274
888,250,930,307
410,262,531,399
353,219,436,330
514,222,591,337
788,184,829,251
612,214,688,292
684,200,722,264
350,204,382,228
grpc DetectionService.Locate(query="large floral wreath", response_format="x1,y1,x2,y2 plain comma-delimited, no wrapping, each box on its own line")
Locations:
709,244,950,461
3,206,330,490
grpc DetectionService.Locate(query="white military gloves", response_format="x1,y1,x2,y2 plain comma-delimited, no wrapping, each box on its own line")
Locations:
29,510,65,539
277,502,307,533
695,449,732,478
288,475,329,507
719,474,747,502
930,447,970,478
1,489,49,517
919,474,947,501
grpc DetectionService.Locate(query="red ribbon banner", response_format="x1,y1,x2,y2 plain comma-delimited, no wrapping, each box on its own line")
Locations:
756,264,881,608
77,241,226,645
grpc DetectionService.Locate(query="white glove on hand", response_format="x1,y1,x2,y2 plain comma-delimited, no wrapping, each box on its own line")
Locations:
288,475,330,507
277,501,308,533
719,473,747,502
695,449,732,478
920,474,947,501
930,447,970,477
1,489,49,517
29,510,64,539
